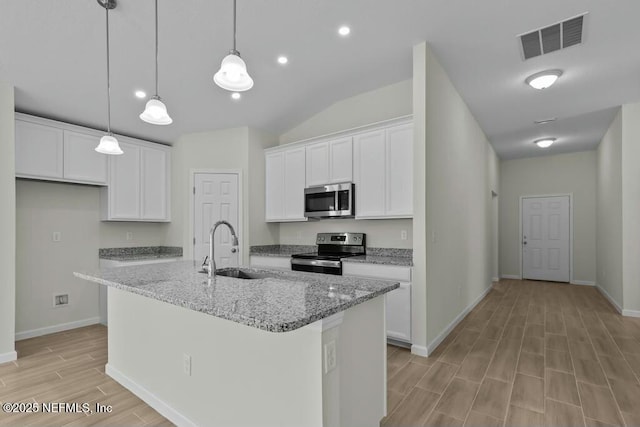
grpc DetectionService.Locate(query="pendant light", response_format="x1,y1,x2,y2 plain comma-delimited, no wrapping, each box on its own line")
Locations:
214,0,254,92
95,0,123,155
140,0,173,125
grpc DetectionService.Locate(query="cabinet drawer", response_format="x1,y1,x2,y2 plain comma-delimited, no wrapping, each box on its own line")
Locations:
342,262,411,282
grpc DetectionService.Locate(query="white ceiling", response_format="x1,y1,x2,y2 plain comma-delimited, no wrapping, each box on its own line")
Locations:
1,1,639,159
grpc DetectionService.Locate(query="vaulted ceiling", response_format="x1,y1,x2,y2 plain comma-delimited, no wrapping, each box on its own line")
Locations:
1,0,638,159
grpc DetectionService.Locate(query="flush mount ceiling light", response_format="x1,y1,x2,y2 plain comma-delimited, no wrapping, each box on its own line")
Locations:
134,90,147,99
95,0,123,156
214,0,254,92
231,92,241,100
525,69,563,90
277,56,288,65
534,138,556,148
140,0,173,125
338,26,351,36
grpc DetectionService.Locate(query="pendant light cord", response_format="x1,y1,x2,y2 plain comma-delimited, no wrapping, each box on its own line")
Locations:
155,0,159,96
233,0,237,52
105,6,112,134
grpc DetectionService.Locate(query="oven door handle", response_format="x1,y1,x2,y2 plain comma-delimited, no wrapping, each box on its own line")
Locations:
290,258,342,268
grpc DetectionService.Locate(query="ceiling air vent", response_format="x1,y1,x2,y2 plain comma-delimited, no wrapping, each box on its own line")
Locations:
519,13,586,60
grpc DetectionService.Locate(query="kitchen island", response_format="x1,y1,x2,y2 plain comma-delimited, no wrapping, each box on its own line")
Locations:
75,261,398,427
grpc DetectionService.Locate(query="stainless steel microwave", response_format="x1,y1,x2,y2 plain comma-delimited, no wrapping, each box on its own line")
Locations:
304,182,355,219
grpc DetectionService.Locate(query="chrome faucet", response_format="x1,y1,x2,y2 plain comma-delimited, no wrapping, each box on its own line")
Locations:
207,220,239,279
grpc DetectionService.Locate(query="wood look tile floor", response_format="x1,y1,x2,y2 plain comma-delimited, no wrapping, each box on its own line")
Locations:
0,325,173,426
383,279,640,427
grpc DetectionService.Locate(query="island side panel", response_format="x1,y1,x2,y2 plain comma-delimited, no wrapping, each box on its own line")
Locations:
335,295,386,426
106,287,324,427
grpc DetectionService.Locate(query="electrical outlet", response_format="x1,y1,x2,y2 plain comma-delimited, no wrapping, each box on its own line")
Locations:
183,354,192,376
53,294,69,308
324,341,337,374
52,232,61,242
400,230,408,241
126,232,134,241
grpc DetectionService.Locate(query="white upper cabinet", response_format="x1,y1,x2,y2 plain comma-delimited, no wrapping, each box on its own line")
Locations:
15,119,64,179
102,139,171,222
15,114,107,185
305,137,353,186
265,146,307,222
353,122,413,219
63,130,108,184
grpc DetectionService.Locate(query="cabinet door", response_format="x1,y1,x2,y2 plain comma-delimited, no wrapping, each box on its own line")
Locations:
305,142,329,186
386,282,412,342
15,120,63,179
329,137,353,183
141,147,169,220
386,124,413,217
353,130,386,218
283,147,307,220
109,141,141,219
63,130,108,184
265,152,284,221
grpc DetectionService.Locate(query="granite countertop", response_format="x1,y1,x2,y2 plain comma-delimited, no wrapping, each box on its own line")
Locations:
99,246,183,261
74,261,398,333
250,245,413,266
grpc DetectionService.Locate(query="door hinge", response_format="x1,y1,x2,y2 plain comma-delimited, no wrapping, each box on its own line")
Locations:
193,237,196,245
193,187,196,195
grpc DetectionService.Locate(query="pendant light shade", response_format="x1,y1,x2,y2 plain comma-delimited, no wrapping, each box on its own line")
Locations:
95,134,124,155
214,51,254,91
214,0,253,92
140,96,173,125
140,0,172,125
95,0,123,155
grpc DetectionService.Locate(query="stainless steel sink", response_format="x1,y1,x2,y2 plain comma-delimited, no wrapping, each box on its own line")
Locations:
202,268,273,280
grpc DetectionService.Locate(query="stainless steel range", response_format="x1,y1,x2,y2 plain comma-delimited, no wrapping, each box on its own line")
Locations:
291,232,366,275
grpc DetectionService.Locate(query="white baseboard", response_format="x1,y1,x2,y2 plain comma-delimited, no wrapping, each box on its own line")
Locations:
0,351,17,365
106,364,197,427
410,345,428,357
492,277,500,283
570,280,595,286
15,317,101,341
426,284,493,355
501,274,521,280
596,285,622,314
622,309,640,318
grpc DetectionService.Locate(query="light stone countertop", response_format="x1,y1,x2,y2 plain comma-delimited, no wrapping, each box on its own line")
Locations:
74,261,398,333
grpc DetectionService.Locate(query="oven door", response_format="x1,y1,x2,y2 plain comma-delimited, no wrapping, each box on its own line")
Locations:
304,182,354,218
291,258,342,275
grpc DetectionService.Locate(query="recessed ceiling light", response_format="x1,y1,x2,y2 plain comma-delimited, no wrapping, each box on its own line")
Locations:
525,69,563,90
277,56,288,65
134,90,147,99
231,92,241,100
338,26,351,36
534,138,556,148
534,118,557,125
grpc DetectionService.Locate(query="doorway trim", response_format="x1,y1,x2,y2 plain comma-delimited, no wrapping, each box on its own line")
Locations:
189,169,244,262
519,193,573,283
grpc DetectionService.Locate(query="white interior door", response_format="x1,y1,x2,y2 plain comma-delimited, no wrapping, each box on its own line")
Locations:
522,196,570,282
194,173,240,268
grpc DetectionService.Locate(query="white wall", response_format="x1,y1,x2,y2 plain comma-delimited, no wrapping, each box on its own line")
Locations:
500,151,597,284
15,180,169,337
596,110,623,307
0,80,16,361
621,103,640,314
418,43,499,351
167,127,278,264
277,80,413,249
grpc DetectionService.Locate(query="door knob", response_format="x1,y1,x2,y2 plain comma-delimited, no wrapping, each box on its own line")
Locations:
231,248,237,253
523,241,527,245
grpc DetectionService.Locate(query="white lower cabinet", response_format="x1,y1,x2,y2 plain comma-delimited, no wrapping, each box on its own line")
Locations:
342,262,412,344
249,255,291,270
